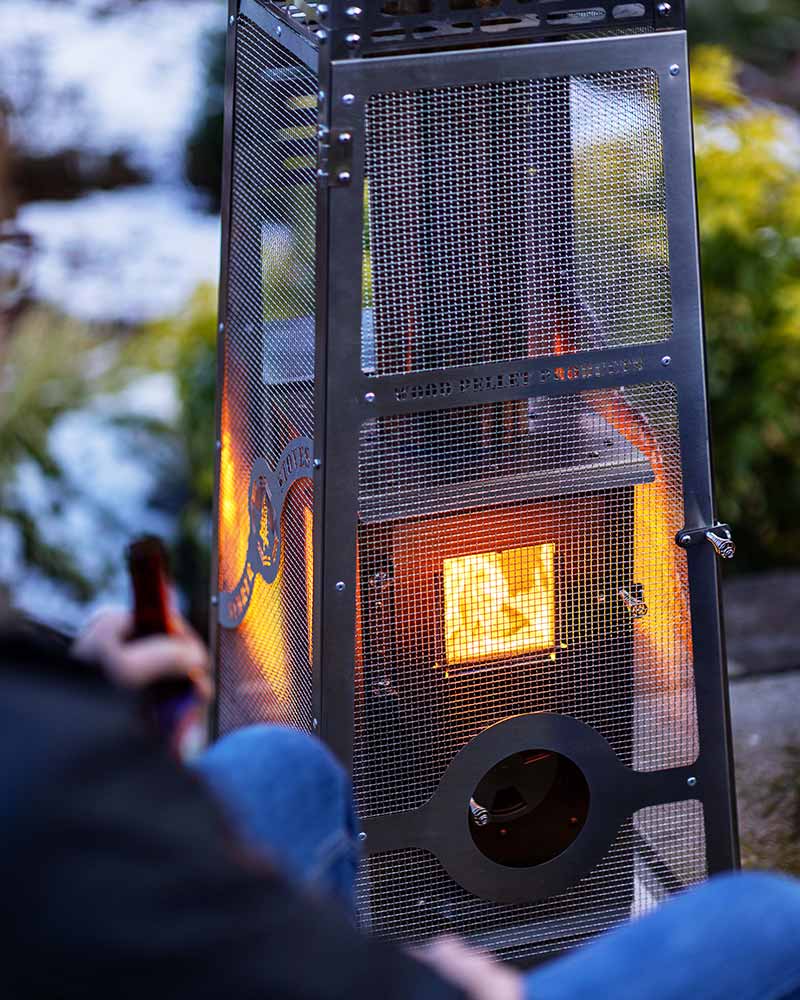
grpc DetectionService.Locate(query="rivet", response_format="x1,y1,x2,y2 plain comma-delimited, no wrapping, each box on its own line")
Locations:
313,458,321,468
669,63,680,77
313,717,319,729
335,581,346,592
687,776,698,787
345,33,361,47
229,14,235,25
339,131,352,144
364,391,376,403
661,355,671,367
317,168,328,179
211,595,219,606
317,3,329,14
657,1,672,14
216,440,222,450
346,5,363,17
337,170,352,184
218,322,224,334
679,533,692,547
342,93,355,106
276,24,282,36
316,29,328,43
318,89,326,103
358,831,367,842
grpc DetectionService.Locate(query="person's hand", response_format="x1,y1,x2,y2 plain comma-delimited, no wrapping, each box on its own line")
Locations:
73,608,212,702
413,936,524,1000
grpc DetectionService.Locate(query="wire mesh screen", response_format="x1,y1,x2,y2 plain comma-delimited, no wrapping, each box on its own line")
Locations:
356,800,707,962
354,383,696,820
217,18,317,734
361,69,671,376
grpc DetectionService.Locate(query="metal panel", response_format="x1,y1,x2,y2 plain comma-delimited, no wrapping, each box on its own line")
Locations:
216,12,318,734
357,799,706,965
353,383,697,825
361,67,672,377
315,26,737,951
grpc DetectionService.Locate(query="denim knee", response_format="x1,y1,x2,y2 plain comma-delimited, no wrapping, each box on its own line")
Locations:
200,723,351,813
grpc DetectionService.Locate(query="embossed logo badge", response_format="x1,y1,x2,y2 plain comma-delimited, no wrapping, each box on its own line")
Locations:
219,436,313,629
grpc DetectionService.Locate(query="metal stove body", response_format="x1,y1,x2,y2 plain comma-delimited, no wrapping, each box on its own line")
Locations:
213,0,739,966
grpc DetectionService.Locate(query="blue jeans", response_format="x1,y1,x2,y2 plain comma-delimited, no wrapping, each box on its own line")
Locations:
197,726,800,999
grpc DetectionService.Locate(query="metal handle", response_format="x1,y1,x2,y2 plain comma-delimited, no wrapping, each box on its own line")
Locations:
705,530,736,560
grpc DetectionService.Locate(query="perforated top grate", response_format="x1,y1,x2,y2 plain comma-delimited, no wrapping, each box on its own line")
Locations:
217,17,318,735
362,69,671,376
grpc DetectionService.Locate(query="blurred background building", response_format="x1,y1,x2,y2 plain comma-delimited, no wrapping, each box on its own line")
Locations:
0,0,798,873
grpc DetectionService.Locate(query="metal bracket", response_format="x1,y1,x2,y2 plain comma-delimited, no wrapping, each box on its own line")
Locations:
318,128,353,187
676,523,735,560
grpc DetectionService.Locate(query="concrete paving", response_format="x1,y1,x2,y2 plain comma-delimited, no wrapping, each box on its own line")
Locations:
730,671,800,874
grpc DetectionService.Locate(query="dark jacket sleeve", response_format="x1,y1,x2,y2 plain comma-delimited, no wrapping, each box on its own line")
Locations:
0,638,464,1000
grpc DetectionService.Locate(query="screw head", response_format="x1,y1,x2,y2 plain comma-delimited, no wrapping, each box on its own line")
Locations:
216,439,222,450
211,595,219,606
313,717,319,729
218,322,224,334
657,1,672,15
345,33,361,47
669,63,680,77
364,391,376,403
317,3,329,14
335,581,346,592
687,776,698,787
358,831,367,842
317,89,326,103
661,355,671,367
337,170,352,185
679,533,692,547
338,131,352,144
342,93,355,106
346,5,363,17
276,24,282,36
316,29,328,42
229,14,235,25
313,457,321,468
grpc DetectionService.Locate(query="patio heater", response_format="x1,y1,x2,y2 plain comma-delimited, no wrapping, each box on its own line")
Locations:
213,0,739,966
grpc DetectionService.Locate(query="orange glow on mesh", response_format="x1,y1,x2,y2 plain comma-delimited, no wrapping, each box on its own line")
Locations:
304,505,314,666
443,544,555,665
588,392,693,675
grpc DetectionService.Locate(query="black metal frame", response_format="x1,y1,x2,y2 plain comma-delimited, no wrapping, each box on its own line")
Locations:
214,0,738,933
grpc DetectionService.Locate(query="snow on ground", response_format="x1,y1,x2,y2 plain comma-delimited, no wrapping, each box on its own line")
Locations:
6,373,181,632
0,0,222,178
18,184,221,323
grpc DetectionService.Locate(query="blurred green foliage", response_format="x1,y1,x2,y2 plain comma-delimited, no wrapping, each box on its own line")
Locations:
689,0,800,87
692,46,800,567
0,309,116,601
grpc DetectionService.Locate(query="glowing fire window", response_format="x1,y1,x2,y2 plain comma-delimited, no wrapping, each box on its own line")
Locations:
443,543,556,665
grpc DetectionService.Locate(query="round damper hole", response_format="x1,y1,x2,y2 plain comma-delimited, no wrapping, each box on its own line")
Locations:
468,749,590,867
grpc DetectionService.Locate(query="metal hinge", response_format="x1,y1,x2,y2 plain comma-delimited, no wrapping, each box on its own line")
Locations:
676,523,736,560
317,128,353,187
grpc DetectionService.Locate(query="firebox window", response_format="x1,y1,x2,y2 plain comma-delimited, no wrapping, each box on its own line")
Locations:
443,543,555,665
